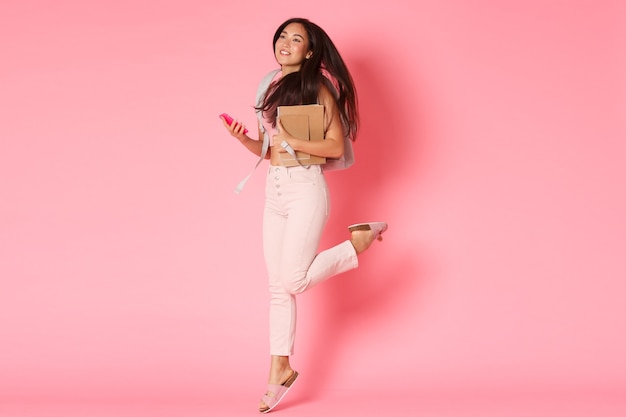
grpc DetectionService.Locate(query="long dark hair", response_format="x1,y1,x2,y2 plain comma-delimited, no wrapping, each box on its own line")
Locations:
257,18,359,141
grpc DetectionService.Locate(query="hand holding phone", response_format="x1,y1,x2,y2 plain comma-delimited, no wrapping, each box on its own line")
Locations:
219,113,248,134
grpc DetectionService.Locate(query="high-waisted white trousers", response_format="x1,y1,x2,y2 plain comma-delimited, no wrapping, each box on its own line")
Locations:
263,164,358,356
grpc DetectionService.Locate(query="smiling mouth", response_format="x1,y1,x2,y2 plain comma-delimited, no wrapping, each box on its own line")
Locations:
280,50,290,56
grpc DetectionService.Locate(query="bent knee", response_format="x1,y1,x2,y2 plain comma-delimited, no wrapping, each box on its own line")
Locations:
280,274,308,294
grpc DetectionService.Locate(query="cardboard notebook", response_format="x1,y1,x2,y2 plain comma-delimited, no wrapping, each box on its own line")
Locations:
277,104,326,167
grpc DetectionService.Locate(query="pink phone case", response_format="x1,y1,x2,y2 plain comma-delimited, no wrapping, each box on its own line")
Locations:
219,113,248,134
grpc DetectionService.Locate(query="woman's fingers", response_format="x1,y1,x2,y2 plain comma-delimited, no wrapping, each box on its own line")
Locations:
233,121,246,135
221,116,246,137
271,134,287,152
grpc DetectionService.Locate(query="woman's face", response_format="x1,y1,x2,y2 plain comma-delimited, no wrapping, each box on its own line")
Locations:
274,22,312,72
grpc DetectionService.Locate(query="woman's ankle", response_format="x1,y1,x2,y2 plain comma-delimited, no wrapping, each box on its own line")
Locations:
350,230,376,255
268,356,292,383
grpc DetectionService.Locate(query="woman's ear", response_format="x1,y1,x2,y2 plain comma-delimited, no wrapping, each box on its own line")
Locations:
306,51,313,59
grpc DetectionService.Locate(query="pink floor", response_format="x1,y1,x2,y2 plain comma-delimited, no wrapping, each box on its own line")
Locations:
2,390,625,417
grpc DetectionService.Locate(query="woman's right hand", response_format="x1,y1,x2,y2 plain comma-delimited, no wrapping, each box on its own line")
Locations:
220,115,248,141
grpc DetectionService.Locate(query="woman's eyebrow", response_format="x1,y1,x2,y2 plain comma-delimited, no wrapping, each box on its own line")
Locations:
281,30,305,40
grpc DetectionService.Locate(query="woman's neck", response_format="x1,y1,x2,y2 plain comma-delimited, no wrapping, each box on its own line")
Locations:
281,65,301,76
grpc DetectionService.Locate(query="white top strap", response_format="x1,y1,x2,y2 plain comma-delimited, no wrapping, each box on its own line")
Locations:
234,129,271,194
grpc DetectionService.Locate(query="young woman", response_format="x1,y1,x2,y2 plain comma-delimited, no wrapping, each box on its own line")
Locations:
221,17,388,413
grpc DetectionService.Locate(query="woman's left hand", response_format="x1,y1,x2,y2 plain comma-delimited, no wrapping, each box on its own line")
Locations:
272,118,293,153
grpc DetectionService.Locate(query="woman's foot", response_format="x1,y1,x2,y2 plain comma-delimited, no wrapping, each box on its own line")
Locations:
259,356,295,413
349,222,388,255
258,370,298,413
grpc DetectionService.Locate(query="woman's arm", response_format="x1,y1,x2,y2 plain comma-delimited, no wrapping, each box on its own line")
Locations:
272,85,345,159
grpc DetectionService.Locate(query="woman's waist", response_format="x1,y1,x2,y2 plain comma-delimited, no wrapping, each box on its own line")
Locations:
269,148,326,169
267,163,323,174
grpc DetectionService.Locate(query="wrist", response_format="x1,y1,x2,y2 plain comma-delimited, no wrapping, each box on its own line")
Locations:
286,138,300,152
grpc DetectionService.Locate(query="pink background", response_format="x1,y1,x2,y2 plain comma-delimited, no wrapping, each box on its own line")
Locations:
1,0,625,415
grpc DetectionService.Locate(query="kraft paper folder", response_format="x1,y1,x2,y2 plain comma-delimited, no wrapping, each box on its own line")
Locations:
277,104,326,166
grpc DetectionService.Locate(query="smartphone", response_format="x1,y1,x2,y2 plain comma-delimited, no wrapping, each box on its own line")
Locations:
219,113,248,134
